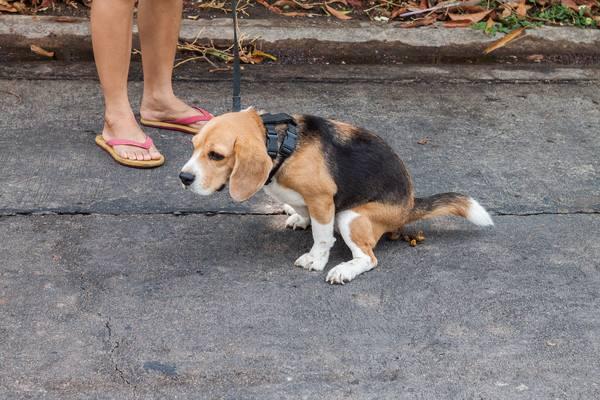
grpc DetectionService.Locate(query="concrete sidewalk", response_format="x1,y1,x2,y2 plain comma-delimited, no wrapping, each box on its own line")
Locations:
0,63,599,399
2,15,600,64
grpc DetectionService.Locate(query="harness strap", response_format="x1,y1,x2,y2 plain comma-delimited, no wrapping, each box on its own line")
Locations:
261,113,298,184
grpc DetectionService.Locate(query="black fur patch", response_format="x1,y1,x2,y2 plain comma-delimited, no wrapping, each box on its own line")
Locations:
300,115,412,211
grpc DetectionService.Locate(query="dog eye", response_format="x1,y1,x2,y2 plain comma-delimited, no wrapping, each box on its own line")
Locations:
208,151,225,161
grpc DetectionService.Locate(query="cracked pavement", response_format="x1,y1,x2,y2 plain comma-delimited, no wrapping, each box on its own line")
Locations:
0,63,599,399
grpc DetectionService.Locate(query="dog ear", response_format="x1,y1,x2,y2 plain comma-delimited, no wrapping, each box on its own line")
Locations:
229,136,272,202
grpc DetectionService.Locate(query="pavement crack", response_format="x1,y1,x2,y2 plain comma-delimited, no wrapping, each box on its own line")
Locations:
103,318,132,387
493,210,600,216
1,210,598,219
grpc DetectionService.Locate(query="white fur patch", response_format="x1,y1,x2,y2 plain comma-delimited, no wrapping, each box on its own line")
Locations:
294,217,335,271
181,152,213,196
326,210,376,284
263,180,305,208
467,198,494,226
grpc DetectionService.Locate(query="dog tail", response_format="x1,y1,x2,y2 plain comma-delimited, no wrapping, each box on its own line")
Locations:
407,192,494,226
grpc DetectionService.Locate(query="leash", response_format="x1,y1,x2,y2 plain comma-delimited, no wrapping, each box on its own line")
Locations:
229,4,297,180
232,0,241,111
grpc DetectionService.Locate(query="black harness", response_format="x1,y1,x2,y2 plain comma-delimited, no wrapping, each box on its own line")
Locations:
261,113,298,184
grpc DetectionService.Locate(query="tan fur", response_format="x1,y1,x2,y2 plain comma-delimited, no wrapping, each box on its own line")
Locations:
276,135,338,224
407,196,469,224
331,120,359,142
349,215,378,264
189,111,273,201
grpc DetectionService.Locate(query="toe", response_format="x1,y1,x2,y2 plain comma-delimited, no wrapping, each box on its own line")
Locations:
149,146,162,160
135,150,145,161
142,151,151,161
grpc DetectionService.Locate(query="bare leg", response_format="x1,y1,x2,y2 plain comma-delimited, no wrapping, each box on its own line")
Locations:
138,0,210,132
91,0,161,161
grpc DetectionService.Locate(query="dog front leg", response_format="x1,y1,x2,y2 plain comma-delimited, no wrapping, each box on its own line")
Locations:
294,197,335,271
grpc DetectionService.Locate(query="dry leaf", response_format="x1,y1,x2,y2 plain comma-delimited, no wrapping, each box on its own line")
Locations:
282,11,309,16
187,15,200,20
252,49,277,61
390,7,408,19
0,0,18,13
516,0,531,17
500,4,512,18
347,0,363,9
560,0,580,12
272,0,297,7
257,0,283,14
485,16,495,31
417,137,429,144
444,20,473,27
53,16,79,23
448,9,491,23
399,15,437,28
483,26,526,55
30,44,55,58
324,4,352,20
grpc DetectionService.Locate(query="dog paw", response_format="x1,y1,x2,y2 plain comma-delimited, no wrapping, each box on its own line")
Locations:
286,213,311,230
283,204,296,216
325,264,356,285
294,251,328,271
326,259,372,285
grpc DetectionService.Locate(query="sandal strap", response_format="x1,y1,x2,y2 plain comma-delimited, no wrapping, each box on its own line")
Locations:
105,136,154,150
165,107,213,125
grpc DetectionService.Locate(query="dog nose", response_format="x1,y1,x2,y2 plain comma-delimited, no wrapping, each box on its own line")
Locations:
179,172,195,186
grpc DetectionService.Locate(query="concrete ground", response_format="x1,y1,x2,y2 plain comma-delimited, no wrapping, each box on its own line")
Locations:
0,62,599,399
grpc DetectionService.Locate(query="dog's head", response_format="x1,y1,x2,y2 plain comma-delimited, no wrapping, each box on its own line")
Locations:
179,109,273,202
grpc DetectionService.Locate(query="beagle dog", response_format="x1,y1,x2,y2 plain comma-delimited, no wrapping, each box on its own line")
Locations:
180,108,493,284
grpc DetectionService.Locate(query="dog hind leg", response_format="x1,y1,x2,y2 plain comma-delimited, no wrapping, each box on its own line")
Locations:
326,209,380,284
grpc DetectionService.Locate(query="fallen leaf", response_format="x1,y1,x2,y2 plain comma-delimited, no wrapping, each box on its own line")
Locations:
187,15,200,20
272,0,297,7
399,15,437,28
448,9,491,23
390,7,408,19
324,4,352,20
53,16,79,23
281,11,309,16
560,0,580,12
256,0,283,14
0,0,17,12
30,44,55,58
500,4,512,18
483,26,526,55
444,20,473,27
347,0,363,9
485,16,495,32
516,0,531,17
417,137,429,144
252,49,278,61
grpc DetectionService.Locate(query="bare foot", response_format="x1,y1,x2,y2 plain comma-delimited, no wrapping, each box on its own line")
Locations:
102,111,162,161
140,94,211,133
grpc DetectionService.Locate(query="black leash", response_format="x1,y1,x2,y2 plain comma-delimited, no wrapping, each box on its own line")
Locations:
232,0,241,111
230,5,297,181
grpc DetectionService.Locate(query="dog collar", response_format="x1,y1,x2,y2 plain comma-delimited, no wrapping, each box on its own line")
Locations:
261,113,298,184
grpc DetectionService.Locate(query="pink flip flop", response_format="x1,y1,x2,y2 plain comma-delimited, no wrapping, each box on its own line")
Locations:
140,107,213,135
95,135,165,168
